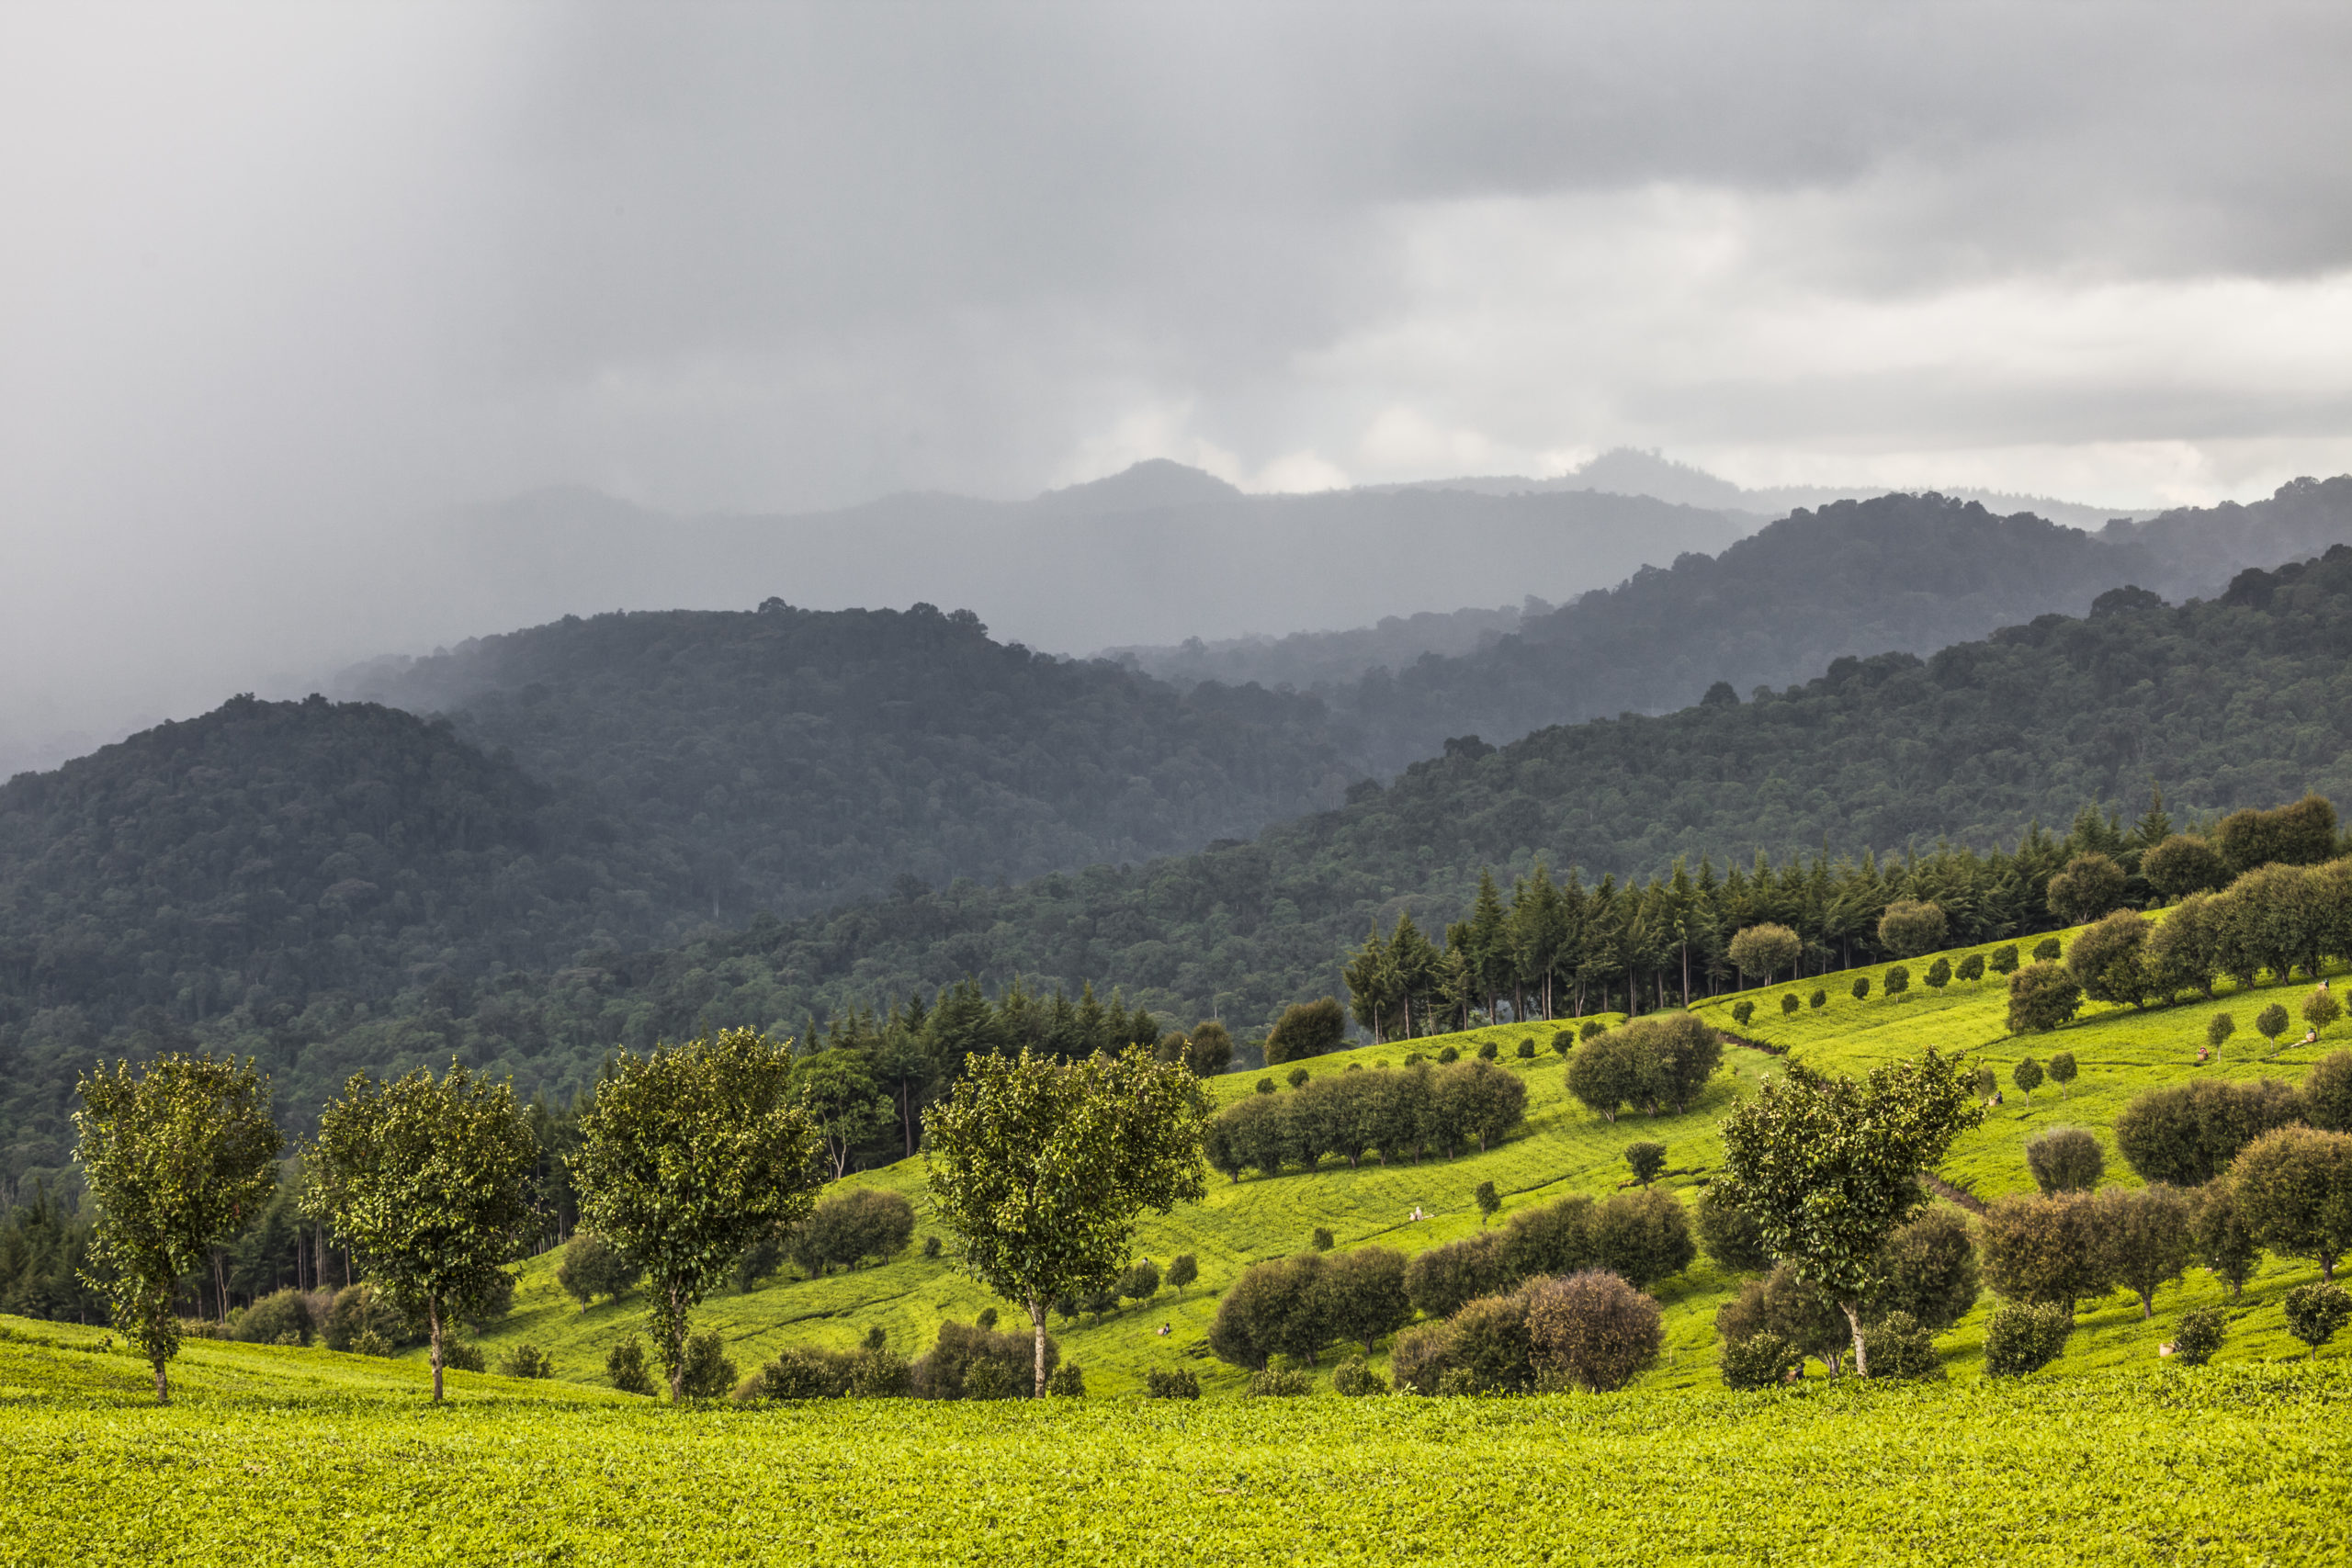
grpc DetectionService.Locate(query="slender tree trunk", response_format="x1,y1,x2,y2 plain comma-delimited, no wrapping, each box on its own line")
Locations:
668,1284,688,1403
214,1250,229,1323
1030,1296,1049,1398
900,1080,917,1158
1842,1299,1868,1379
429,1296,446,1403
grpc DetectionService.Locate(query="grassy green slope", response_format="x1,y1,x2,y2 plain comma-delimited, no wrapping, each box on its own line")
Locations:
6,1319,2347,1567
463,929,2351,1399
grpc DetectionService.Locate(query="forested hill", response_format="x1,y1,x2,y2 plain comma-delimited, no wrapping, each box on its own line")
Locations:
335,600,1353,914
1330,479,2352,772
459,542,2352,1068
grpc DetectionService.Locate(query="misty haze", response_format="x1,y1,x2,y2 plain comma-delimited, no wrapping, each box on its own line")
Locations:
6,5,2352,1558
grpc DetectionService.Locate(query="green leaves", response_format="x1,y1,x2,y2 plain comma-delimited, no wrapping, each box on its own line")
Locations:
73,1053,282,1403
305,1060,537,1401
572,1029,823,1398
1716,1049,1983,1369
925,1046,1208,1394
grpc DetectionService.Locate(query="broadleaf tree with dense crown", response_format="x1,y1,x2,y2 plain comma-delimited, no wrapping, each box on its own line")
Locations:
73,1054,283,1404
1717,1049,1984,1376
572,1029,825,1400
925,1044,1210,1396
305,1061,539,1401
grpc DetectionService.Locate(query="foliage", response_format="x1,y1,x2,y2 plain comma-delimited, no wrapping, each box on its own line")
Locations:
2191,1181,2263,1300
498,1342,557,1380
2256,1003,2292,1043
910,1320,1056,1400
2307,990,2343,1037
306,1061,537,1401
1167,1254,1198,1296
2114,1077,2305,1187
926,1044,1207,1395
790,1190,916,1277
1623,1143,1667,1187
73,1053,282,1403
2216,795,2340,875
1046,1363,1087,1398
1694,1187,1771,1274
573,1030,824,1401
1884,965,1910,997
2067,911,2153,1007
1714,1266,1853,1377
1207,1057,1525,1176
1716,1049,1982,1374
1265,998,1347,1065
2025,1126,2105,1194
1245,1366,1314,1397
1718,1330,1804,1391
1331,1356,1387,1396
2282,1283,2352,1354
2097,1185,2194,1319
1877,900,1948,958
440,1337,486,1373
2143,834,2228,899
2231,1126,2352,1280
558,1232,640,1310
2013,1058,2044,1100
1590,1189,1696,1289
1142,1367,1199,1399
2047,854,2129,927
1859,1313,1943,1381
1979,1193,2110,1311
1523,1270,1665,1393
1210,1254,1336,1371
2171,1307,2227,1366
2046,1052,2077,1094
1871,1209,1982,1334
1983,1302,2074,1376
2007,963,2084,1034
2305,1052,2352,1133
606,1337,658,1396
678,1330,738,1400
1403,1233,1510,1322
1727,924,1803,982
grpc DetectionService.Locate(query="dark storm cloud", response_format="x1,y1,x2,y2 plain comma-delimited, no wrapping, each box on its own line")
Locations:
2,2,2349,763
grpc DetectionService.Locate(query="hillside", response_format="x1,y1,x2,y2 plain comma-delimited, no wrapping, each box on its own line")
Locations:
5,1316,2339,1564
438,912,2347,1407
460,542,2352,1055
335,600,1353,914
1332,479,2352,772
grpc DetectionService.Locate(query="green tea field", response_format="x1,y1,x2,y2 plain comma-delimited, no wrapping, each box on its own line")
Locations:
4,1317,2348,1565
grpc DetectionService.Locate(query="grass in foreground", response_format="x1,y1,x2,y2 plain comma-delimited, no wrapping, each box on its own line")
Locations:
4,1317,2348,1566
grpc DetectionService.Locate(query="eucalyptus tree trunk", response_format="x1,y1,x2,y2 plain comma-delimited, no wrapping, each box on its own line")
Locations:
428,1297,446,1403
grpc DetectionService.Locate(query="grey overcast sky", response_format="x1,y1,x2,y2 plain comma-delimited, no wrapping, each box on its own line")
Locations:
4,3,2352,757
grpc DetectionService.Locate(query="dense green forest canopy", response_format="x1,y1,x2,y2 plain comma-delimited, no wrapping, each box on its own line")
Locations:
11,544,2352,1195
1335,479,2352,772
339,600,1353,915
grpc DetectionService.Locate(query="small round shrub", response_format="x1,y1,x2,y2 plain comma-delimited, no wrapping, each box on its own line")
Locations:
1694,1185,1771,1273
606,1337,657,1395
2170,1307,2226,1367
1046,1362,1086,1397
679,1329,738,1399
1551,1030,1575,1055
1437,1046,1460,1064
2025,1125,2105,1194
1983,1302,2073,1377
1719,1331,1803,1391
1287,1066,1310,1089
960,1358,1013,1399
2284,1282,2352,1354
1860,1312,1942,1380
1987,944,2021,976
353,1329,392,1359
1623,1142,1668,1187
1524,1269,1663,1393
2046,1052,2078,1094
1311,1226,1335,1252
1781,994,1800,1015
1477,1039,1500,1061
1884,964,1911,996
1144,1368,1200,1399
977,1307,998,1328
1957,953,1985,984
1580,1020,1607,1043
1246,1366,1314,1397
442,1338,488,1374
2306,1051,2352,1132
1331,1356,1388,1396
1925,958,1952,991
495,1341,551,1380
2033,938,2063,963
1255,1077,1276,1095
2207,1014,2238,1054
1517,1039,1536,1059
1808,988,1826,1010
1731,1001,1756,1027
922,1235,944,1258
2256,1003,2291,1045
1851,976,1871,1001
233,1289,315,1347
